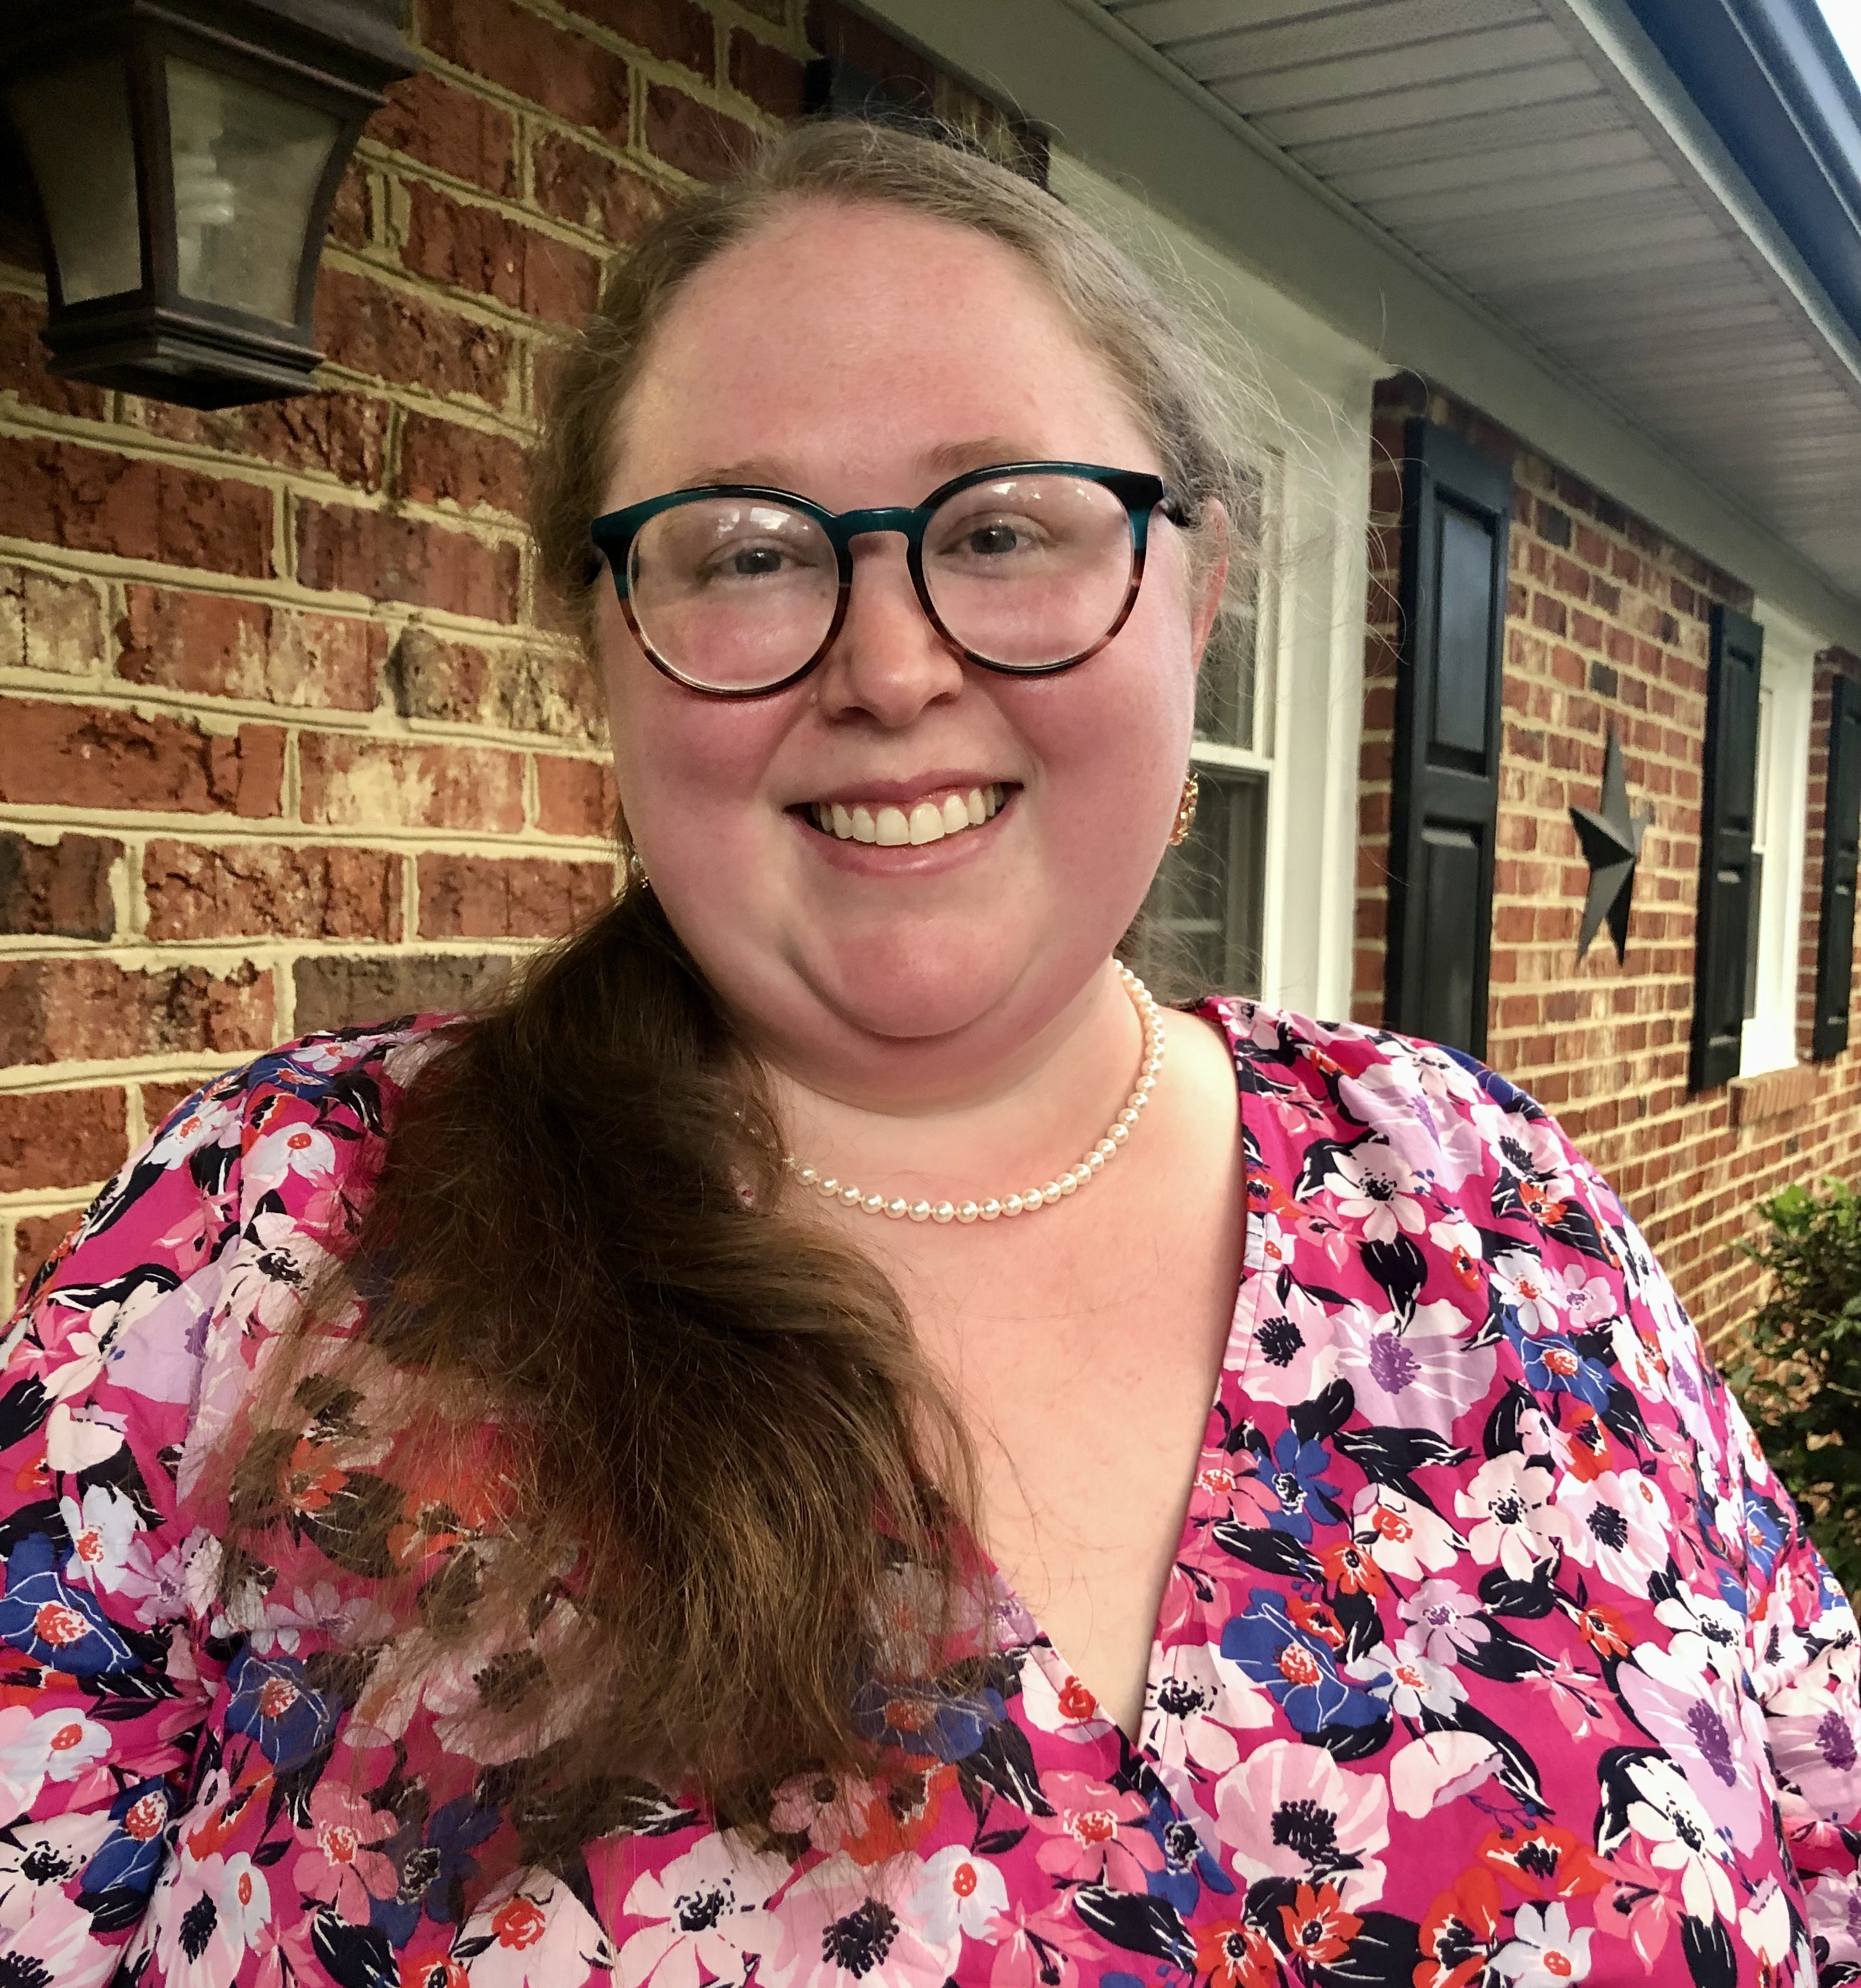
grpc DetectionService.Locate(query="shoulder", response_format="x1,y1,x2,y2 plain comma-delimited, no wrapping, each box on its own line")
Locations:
18,1014,461,1322
1201,995,1575,1198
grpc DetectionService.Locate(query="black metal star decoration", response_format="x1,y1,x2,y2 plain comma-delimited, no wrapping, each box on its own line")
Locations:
1571,724,1653,964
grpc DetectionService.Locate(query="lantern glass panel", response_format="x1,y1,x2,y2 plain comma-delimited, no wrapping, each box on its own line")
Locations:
165,57,344,323
7,60,142,303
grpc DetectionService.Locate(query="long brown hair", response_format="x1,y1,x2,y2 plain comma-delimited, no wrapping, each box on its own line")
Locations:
223,119,1256,1853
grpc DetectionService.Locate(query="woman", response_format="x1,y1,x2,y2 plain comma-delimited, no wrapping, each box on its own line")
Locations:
0,120,1854,1988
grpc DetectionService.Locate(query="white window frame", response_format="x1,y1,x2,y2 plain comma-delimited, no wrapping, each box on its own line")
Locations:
1051,151,1378,1020
1742,601,1817,1076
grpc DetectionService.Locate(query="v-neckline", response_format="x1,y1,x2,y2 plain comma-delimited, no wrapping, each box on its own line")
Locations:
972,995,1262,1756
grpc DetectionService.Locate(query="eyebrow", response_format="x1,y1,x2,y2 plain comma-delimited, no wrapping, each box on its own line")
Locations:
679,438,1044,496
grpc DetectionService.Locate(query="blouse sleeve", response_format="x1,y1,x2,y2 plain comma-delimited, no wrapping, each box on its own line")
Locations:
0,1075,249,1977
1731,1387,1861,1975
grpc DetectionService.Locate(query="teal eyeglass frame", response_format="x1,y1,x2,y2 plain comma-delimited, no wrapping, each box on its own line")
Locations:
586,459,1195,699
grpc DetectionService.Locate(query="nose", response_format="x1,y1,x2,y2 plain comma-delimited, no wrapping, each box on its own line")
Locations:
812,529,966,729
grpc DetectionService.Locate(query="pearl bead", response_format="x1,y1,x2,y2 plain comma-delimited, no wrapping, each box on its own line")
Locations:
781,964,1163,1228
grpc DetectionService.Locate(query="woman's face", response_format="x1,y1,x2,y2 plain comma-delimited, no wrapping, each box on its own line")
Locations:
596,200,1225,1104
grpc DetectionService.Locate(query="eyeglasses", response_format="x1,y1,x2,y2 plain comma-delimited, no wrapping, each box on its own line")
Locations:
586,460,1194,699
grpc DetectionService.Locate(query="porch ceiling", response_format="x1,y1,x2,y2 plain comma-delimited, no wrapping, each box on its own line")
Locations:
1099,0,1861,604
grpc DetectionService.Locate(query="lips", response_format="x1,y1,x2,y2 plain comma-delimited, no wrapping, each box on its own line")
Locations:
805,784,1007,846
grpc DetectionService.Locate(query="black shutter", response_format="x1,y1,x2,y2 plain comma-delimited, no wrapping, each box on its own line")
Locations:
1689,606,1764,1091
1813,673,1861,1060
1385,418,1510,1059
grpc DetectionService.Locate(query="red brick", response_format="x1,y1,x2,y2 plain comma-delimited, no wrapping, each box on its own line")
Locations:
566,0,714,76
0,564,108,677
313,267,513,406
537,755,618,837
116,587,384,711
296,503,521,622
398,184,602,323
418,851,614,937
0,438,273,578
0,290,108,421
0,958,271,1065
127,390,393,493
728,28,805,114
293,953,510,1035
372,69,518,194
532,134,674,243
805,1,937,99
326,154,373,250
143,1080,206,1130
0,832,119,939
418,0,631,142
298,734,526,833
643,82,757,183
144,841,404,942
386,626,605,742
12,1212,79,1310
399,415,530,516
0,703,283,817
0,1088,127,1193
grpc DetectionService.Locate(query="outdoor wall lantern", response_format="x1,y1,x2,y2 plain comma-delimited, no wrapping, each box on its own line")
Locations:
3,1,414,408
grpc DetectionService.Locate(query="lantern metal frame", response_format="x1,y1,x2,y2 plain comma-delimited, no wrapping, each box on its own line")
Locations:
4,0,414,407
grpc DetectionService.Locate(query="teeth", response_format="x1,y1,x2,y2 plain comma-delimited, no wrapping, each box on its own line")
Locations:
810,785,1007,844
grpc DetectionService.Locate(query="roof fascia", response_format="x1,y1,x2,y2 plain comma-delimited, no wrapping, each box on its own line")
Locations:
1621,0,1861,347
850,0,1861,651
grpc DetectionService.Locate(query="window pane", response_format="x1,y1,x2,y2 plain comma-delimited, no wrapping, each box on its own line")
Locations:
1193,467,1264,751
7,60,142,303
1143,767,1267,996
166,57,343,322
1745,848,1766,1022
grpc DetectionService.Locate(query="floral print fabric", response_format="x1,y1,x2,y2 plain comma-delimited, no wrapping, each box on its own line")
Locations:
0,997,1857,1988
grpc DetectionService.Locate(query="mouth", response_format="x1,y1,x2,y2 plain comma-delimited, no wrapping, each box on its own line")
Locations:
797,783,1012,848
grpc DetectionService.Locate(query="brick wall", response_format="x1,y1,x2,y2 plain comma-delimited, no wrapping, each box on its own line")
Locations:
0,0,847,1305
1358,376,1861,1350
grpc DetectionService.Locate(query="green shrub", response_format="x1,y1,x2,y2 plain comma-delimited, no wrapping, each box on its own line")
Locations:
1727,1177,1861,1597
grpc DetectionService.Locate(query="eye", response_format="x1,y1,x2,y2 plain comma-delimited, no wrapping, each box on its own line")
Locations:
724,545,788,578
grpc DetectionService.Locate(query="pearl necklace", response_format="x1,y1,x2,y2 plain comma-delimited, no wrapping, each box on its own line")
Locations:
783,963,1164,1225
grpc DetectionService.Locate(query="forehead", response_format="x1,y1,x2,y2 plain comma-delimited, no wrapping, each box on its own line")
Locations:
609,200,1156,502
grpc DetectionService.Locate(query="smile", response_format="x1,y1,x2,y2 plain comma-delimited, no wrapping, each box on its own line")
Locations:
804,784,1008,846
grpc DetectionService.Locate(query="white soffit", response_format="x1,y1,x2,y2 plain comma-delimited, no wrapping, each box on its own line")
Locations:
854,0,1861,651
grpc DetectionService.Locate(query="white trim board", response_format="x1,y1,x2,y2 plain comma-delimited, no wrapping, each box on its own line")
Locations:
855,0,1861,655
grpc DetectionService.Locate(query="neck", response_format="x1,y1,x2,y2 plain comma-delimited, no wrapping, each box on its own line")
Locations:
762,959,1148,1212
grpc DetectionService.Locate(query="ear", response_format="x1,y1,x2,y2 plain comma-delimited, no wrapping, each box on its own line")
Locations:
1187,497,1231,671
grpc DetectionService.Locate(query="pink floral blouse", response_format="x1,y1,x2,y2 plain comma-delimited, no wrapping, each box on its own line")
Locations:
0,998,1856,1988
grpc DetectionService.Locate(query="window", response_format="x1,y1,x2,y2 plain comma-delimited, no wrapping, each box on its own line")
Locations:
1742,604,1814,1076
1146,470,1271,995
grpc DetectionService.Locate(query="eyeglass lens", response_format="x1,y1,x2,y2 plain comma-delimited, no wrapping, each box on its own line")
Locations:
625,473,1138,692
